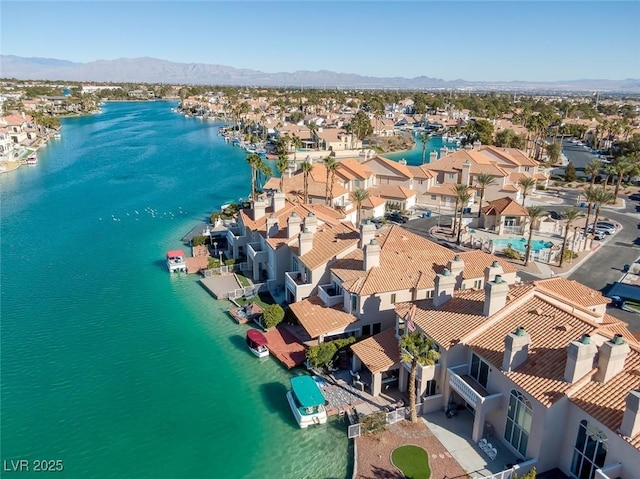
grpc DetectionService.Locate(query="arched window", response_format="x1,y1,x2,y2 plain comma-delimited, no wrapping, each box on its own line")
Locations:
504,390,532,456
571,420,608,479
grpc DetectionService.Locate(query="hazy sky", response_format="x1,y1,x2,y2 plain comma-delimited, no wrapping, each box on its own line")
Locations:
2,1,639,82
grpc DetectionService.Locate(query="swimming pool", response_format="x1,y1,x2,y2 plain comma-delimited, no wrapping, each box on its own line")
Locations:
492,237,554,253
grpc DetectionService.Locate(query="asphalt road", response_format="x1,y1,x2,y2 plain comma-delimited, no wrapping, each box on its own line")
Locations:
404,198,640,331
550,139,602,180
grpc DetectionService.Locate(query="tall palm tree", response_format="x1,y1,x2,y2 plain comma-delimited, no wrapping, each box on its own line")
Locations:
591,188,615,233
327,158,340,206
246,153,261,200
301,160,313,204
602,164,616,190
584,159,603,188
322,156,337,205
400,329,440,423
350,188,370,227
291,135,302,162
524,205,546,266
455,187,471,245
257,159,273,195
611,156,631,200
450,184,468,238
475,173,496,218
559,208,583,267
582,186,598,234
421,133,431,165
518,177,536,207
276,154,289,193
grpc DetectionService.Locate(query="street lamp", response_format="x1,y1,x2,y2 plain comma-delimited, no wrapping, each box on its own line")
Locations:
213,241,218,256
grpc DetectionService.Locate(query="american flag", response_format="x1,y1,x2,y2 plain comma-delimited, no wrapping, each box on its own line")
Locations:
406,304,417,332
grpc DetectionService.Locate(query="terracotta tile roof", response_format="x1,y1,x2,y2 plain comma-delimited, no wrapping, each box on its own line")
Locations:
350,328,401,373
407,165,437,179
330,225,510,295
481,196,529,216
338,158,374,181
427,183,474,198
480,146,539,167
289,296,358,339
469,163,509,177
569,347,640,448
294,221,360,270
364,156,413,179
533,277,610,310
368,184,416,200
361,195,386,209
263,165,348,201
501,184,519,192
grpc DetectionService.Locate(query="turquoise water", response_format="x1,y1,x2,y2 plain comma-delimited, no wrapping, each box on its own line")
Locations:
0,101,351,479
385,132,459,165
492,237,554,253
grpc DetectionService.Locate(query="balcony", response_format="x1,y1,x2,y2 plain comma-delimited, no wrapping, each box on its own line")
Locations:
318,284,343,307
402,356,441,382
448,364,500,409
226,226,245,246
247,242,267,262
285,271,314,302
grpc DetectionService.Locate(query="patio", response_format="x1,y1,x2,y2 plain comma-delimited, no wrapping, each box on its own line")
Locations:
424,409,520,478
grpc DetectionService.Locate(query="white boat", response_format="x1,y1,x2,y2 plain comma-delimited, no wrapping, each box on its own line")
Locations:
166,250,187,273
246,329,269,358
286,376,328,428
26,154,37,165
53,132,61,139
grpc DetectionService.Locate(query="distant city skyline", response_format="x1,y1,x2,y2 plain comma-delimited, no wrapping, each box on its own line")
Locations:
1,1,639,82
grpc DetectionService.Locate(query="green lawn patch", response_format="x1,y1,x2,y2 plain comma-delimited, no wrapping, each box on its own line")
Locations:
235,272,251,287
233,291,277,310
391,445,431,479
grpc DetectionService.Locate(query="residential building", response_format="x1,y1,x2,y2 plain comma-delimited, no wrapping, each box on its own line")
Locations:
355,277,640,478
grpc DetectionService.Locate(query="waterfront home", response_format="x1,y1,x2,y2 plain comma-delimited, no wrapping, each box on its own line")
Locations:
369,276,640,478
1,113,31,145
312,128,361,151
288,224,518,344
480,196,531,234
0,130,14,161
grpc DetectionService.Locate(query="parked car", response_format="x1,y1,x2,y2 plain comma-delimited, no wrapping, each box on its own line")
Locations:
385,212,409,224
370,218,384,228
587,222,617,235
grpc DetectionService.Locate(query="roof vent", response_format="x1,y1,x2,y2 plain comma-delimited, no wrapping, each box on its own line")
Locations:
442,268,451,276
613,334,625,345
291,211,298,217
534,307,544,316
495,275,503,284
307,212,315,217
454,254,461,261
580,334,592,345
369,239,377,246
515,326,526,337
492,260,499,267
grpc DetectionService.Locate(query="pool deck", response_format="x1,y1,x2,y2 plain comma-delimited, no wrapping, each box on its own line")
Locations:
227,302,263,324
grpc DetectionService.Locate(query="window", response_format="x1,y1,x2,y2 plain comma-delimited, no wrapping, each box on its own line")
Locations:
474,279,482,289
504,390,532,456
362,324,371,336
390,293,397,304
470,353,489,388
524,167,530,172
571,420,608,479
448,173,456,179
351,294,358,313
431,195,437,201
372,323,381,335
424,379,437,397
426,290,434,299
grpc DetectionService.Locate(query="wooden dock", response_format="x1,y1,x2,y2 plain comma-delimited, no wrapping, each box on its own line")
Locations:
263,325,307,369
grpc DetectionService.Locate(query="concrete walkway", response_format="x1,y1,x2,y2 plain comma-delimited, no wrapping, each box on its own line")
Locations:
200,274,241,299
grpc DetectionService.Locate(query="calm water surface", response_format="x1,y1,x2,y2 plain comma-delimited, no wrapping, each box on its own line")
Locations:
0,102,351,479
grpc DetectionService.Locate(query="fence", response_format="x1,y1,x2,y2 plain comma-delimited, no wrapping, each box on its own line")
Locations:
347,407,408,439
202,262,248,277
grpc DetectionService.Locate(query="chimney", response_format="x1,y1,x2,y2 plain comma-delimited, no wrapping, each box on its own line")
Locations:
461,160,471,186
433,268,456,307
287,212,301,239
473,140,482,150
272,190,286,212
363,239,380,271
594,334,630,383
298,227,314,256
484,260,504,284
483,274,509,316
429,150,439,163
303,212,318,233
564,334,597,383
447,254,465,281
266,213,279,238
619,390,640,438
252,199,268,221
502,326,530,372
359,220,376,249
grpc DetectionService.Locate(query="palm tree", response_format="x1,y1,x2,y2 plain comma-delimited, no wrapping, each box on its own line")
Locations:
291,135,302,162
450,184,468,238
246,153,261,200
400,329,440,423
559,208,583,267
602,163,617,190
524,205,546,266
350,188,370,226
327,158,340,206
322,156,337,205
518,177,536,207
584,159,603,188
611,156,631,200
582,186,598,234
591,188,615,232
276,154,289,193
475,173,496,218
301,160,313,204
421,133,431,164
455,187,471,245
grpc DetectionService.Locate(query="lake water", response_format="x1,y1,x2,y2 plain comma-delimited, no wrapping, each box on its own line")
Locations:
0,101,351,479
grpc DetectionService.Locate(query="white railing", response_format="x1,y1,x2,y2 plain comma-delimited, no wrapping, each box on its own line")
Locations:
448,365,484,408
247,242,267,261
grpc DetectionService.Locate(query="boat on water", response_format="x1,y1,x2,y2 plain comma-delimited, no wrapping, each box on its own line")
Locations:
246,329,269,358
166,249,187,273
53,132,62,139
286,376,328,428
26,154,38,165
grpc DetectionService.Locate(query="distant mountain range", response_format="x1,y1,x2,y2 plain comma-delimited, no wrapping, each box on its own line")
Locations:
2,55,639,93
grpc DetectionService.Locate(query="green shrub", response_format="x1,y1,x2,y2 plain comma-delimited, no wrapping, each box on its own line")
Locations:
192,235,207,246
305,336,356,367
563,249,578,261
262,304,285,329
207,257,221,269
224,258,235,266
361,411,387,435
503,246,522,260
